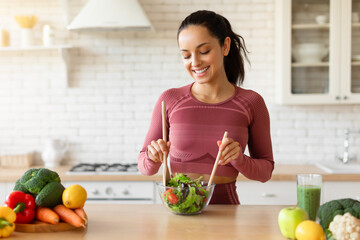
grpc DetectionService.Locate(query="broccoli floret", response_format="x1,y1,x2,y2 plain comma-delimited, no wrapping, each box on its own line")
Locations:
24,177,47,195
318,200,342,228
352,202,360,218
13,179,30,194
13,168,61,196
35,168,60,183
339,198,357,209
19,168,38,183
344,207,358,219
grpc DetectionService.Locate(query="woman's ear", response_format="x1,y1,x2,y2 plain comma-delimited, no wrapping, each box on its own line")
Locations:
223,37,231,56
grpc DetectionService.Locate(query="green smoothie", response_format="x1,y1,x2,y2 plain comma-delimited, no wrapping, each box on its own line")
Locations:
297,185,321,221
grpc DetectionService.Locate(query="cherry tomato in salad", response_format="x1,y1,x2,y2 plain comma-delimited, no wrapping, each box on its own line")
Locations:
167,193,178,204
203,197,207,203
164,189,173,196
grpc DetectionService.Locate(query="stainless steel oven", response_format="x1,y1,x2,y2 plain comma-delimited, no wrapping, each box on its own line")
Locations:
65,163,155,204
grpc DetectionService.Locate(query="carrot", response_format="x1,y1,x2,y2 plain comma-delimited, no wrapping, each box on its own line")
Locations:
74,207,88,225
35,207,59,224
53,204,86,228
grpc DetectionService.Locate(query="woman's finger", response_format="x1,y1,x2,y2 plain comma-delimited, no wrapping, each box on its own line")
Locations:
151,140,163,162
221,140,238,157
219,137,232,151
157,139,169,154
147,145,161,162
221,146,240,165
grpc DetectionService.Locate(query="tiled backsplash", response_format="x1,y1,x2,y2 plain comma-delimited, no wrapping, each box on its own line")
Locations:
0,0,359,166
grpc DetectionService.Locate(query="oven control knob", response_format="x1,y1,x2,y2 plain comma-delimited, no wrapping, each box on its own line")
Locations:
105,187,113,195
122,189,129,195
92,189,100,195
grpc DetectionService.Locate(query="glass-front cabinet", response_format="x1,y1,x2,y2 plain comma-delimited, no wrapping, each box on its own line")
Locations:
276,0,360,104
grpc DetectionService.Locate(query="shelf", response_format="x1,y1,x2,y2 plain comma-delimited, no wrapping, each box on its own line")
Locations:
352,61,360,66
0,45,72,86
292,62,329,67
0,45,71,51
292,23,329,30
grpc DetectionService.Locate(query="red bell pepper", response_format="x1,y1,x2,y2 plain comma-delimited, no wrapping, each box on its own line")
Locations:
4,191,36,224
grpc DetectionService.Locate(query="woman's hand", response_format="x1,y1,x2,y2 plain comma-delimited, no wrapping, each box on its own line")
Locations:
147,139,171,163
217,137,242,165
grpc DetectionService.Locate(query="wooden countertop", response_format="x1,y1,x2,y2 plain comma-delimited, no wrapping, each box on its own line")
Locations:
10,204,286,240
0,164,360,182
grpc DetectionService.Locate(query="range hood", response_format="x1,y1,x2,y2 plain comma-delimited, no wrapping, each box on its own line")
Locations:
67,0,152,31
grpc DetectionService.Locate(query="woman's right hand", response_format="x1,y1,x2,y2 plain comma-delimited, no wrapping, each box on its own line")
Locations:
147,139,171,163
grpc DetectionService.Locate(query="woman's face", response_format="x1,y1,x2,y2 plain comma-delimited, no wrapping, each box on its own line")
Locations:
178,25,230,84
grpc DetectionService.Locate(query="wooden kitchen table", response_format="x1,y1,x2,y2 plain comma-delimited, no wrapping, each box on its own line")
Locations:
10,204,287,240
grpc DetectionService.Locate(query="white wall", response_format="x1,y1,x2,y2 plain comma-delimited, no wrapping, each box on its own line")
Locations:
0,0,359,166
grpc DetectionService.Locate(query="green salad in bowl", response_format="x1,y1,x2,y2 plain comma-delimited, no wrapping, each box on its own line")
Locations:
156,173,215,215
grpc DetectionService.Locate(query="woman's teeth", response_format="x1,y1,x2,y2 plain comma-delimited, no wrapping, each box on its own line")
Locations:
194,67,209,73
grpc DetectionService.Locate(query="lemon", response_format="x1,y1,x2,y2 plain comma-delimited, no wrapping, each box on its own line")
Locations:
62,184,87,209
295,220,325,240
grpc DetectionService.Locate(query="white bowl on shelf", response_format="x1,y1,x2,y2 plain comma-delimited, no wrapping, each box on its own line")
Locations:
292,43,328,63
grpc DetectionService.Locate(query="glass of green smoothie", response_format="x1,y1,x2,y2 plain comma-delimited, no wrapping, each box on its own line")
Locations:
297,174,322,221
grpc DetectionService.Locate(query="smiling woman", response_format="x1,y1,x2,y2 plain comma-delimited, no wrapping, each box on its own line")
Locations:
138,10,274,205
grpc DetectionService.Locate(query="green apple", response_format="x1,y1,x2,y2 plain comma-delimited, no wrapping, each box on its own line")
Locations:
278,206,308,239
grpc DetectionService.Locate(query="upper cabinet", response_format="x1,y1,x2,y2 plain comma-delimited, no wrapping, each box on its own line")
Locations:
276,0,360,104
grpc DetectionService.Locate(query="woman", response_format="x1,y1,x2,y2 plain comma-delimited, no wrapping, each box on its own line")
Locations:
138,10,274,204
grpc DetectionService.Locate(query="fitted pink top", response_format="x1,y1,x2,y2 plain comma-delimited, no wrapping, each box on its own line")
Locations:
138,83,274,182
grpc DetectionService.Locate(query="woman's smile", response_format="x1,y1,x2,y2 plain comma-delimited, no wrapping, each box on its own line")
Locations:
193,66,210,76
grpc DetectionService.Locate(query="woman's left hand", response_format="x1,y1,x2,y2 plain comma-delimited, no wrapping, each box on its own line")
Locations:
217,138,243,165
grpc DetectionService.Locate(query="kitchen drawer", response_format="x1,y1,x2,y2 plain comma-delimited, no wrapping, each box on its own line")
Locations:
64,181,155,204
323,182,360,202
236,181,297,205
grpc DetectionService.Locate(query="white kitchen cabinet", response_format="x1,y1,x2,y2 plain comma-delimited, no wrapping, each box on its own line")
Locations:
0,182,15,201
275,0,360,104
0,183,6,201
236,181,297,205
323,181,360,202
63,181,156,204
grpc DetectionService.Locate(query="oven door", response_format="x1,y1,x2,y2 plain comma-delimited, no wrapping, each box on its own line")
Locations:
63,181,155,204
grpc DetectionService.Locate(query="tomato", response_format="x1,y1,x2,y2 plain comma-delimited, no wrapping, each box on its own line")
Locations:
203,197,207,203
164,189,173,196
167,193,178,204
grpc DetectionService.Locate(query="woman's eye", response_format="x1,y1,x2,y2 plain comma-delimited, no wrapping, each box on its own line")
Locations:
200,50,210,55
183,55,190,59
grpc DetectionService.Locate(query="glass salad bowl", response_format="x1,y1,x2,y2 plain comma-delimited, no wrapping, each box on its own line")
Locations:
156,174,215,215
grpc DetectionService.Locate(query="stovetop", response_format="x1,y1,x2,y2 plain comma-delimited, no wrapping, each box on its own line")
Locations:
66,163,140,175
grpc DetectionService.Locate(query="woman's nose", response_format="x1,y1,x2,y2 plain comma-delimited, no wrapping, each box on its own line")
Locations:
192,54,201,67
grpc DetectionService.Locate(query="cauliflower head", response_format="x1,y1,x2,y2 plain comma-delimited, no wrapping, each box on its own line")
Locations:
329,212,360,240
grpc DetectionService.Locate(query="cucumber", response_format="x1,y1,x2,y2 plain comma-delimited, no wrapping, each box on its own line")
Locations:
35,181,65,208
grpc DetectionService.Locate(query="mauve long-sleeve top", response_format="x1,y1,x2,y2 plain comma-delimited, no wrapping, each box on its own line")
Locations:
138,83,274,182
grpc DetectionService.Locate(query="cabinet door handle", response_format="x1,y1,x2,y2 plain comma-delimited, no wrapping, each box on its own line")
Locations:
261,193,276,198
335,96,340,100
343,95,348,100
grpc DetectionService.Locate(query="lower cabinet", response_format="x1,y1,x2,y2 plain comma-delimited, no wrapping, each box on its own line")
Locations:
0,183,6,201
236,181,297,205
323,182,360,202
0,182,15,201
